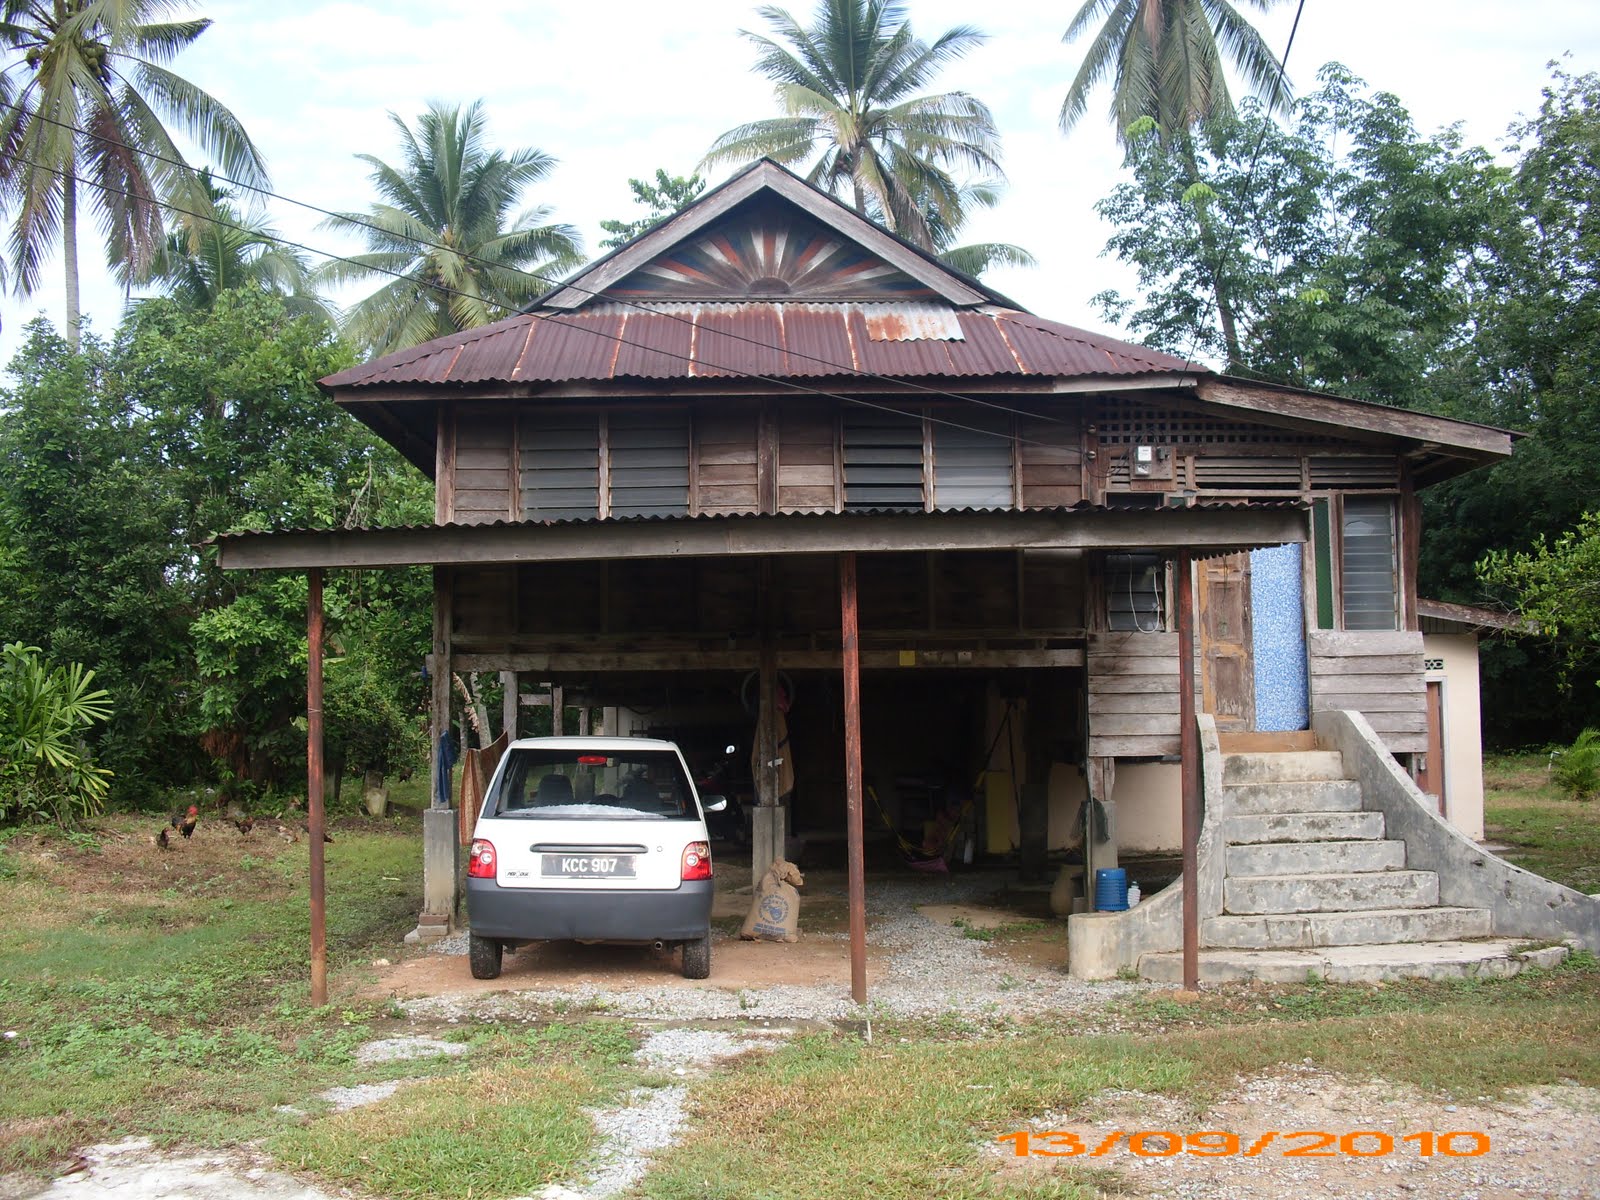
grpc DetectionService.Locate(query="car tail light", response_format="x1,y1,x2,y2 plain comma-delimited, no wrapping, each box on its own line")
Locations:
681,841,712,881
467,839,497,879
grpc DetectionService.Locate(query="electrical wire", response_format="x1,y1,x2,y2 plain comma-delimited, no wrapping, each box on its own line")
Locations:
0,93,1083,430
0,141,1081,451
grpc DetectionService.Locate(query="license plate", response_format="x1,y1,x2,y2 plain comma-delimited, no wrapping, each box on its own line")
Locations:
542,853,637,879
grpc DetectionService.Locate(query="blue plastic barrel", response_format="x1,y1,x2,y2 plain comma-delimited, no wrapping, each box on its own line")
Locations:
1094,867,1129,912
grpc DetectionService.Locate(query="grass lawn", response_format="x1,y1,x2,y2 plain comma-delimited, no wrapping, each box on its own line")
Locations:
0,794,633,1196
1484,752,1600,893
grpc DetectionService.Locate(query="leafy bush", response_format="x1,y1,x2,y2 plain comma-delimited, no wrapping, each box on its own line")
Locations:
324,659,424,780
0,642,113,824
1553,728,1600,800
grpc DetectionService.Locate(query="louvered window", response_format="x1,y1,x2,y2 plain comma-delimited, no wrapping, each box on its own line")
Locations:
1106,553,1167,631
520,413,600,521
933,416,1012,509
1341,496,1399,630
843,410,925,511
608,412,690,518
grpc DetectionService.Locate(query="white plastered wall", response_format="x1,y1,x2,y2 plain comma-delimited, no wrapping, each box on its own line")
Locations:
1110,762,1183,852
1422,633,1486,842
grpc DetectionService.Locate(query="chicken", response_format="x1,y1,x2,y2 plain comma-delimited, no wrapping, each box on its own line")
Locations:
156,827,170,851
170,805,198,839
233,816,254,835
275,822,300,844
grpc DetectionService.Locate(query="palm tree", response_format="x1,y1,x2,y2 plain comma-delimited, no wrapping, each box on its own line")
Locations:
318,102,584,357
701,0,1004,254
1060,0,1290,144
1059,0,1290,366
139,171,327,321
0,0,268,349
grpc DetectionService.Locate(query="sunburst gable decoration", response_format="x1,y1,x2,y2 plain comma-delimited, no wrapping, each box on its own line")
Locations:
603,202,940,302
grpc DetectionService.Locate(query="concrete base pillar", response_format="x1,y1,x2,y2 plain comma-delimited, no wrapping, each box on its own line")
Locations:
410,807,459,941
752,804,784,876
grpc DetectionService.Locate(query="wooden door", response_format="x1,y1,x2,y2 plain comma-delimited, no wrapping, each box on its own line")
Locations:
1417,680,1446,813
1199,553,1254,731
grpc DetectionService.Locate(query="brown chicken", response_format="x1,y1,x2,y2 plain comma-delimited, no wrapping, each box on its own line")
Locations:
156,827,170,851
170,805,198,839
234,816,254,835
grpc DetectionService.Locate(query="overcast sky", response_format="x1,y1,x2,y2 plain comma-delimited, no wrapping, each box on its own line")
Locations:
2,0,1598,371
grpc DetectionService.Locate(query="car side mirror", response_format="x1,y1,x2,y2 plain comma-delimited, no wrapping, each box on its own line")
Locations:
703,795,729,813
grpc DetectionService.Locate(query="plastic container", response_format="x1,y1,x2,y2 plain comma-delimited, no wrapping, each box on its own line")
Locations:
1094,867,1129,912
1127,881,1142,907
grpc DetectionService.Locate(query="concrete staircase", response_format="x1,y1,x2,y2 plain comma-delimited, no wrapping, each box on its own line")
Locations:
1139,747,1569,984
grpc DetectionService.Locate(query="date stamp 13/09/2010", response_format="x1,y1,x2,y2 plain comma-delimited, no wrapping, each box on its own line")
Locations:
997,1130,1490,1159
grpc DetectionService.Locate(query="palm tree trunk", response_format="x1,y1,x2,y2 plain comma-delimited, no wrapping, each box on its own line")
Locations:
63,170,81,352
1177,132,1242,371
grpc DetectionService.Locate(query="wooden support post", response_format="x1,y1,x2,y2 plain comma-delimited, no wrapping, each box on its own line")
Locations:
1177,549,1200,992
306,569,328,1008
430,568,452,810
500,671,518,741
551,685,565,737
840,552,867,1005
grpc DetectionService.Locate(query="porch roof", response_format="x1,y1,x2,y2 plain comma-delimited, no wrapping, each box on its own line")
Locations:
214,502,1307,572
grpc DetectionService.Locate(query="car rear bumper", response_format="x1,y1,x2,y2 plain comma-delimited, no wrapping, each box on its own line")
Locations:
466,877,714,943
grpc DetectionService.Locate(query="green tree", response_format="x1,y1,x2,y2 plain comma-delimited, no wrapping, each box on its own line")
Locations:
599,169,707,250
1090,67,1504,410
0,0,268,349
319,101,584,357
701,0,1004,253
140,170,327,320
1479,512,1600,680
0,293,434,801
1060,0,1291,366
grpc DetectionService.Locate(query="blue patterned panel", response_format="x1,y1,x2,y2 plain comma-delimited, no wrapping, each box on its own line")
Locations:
1251,543,1309,731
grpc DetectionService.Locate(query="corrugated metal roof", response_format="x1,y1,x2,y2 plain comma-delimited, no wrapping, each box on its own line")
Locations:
211,499,1303,544
320,302,1203,392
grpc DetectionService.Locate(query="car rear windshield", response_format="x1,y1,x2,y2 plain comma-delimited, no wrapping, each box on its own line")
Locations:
491,748,695,820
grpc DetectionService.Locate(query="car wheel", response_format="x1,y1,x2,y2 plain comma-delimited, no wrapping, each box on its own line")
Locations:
681,930,712,979
469,933,503,980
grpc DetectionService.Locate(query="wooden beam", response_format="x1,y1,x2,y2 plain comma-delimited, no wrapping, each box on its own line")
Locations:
1176,550,1199,993
217,506,1309,571
451,648,1086,672
306,568,328,1008
840,552,867,1005
1195,378,1513,458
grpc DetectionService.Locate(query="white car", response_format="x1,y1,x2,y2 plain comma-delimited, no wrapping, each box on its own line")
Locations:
465,737,726,980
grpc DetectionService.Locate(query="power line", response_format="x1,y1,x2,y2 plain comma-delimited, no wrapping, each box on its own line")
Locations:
0,93,1083,429
0,142,1076,450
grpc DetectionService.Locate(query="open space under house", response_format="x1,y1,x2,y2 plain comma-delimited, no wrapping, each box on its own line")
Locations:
217,159,1600,995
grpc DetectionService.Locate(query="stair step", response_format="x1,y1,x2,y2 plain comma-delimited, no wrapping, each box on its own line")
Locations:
1226,811,1385,844
1225,780,1364,815
1217,731,1319,754
1227,839,1407,877
1222,751,1347,785
1224,870,1439,914
1139,940,1566,985
1202,906,1494,949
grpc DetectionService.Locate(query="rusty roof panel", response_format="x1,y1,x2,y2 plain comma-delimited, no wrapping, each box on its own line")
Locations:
847,308,955,376
449,322,533,383
781,305,857,376
611,310,695,378
514,313,624,382
694,306,788,378
322,303,1199,392
949,312,1027,375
